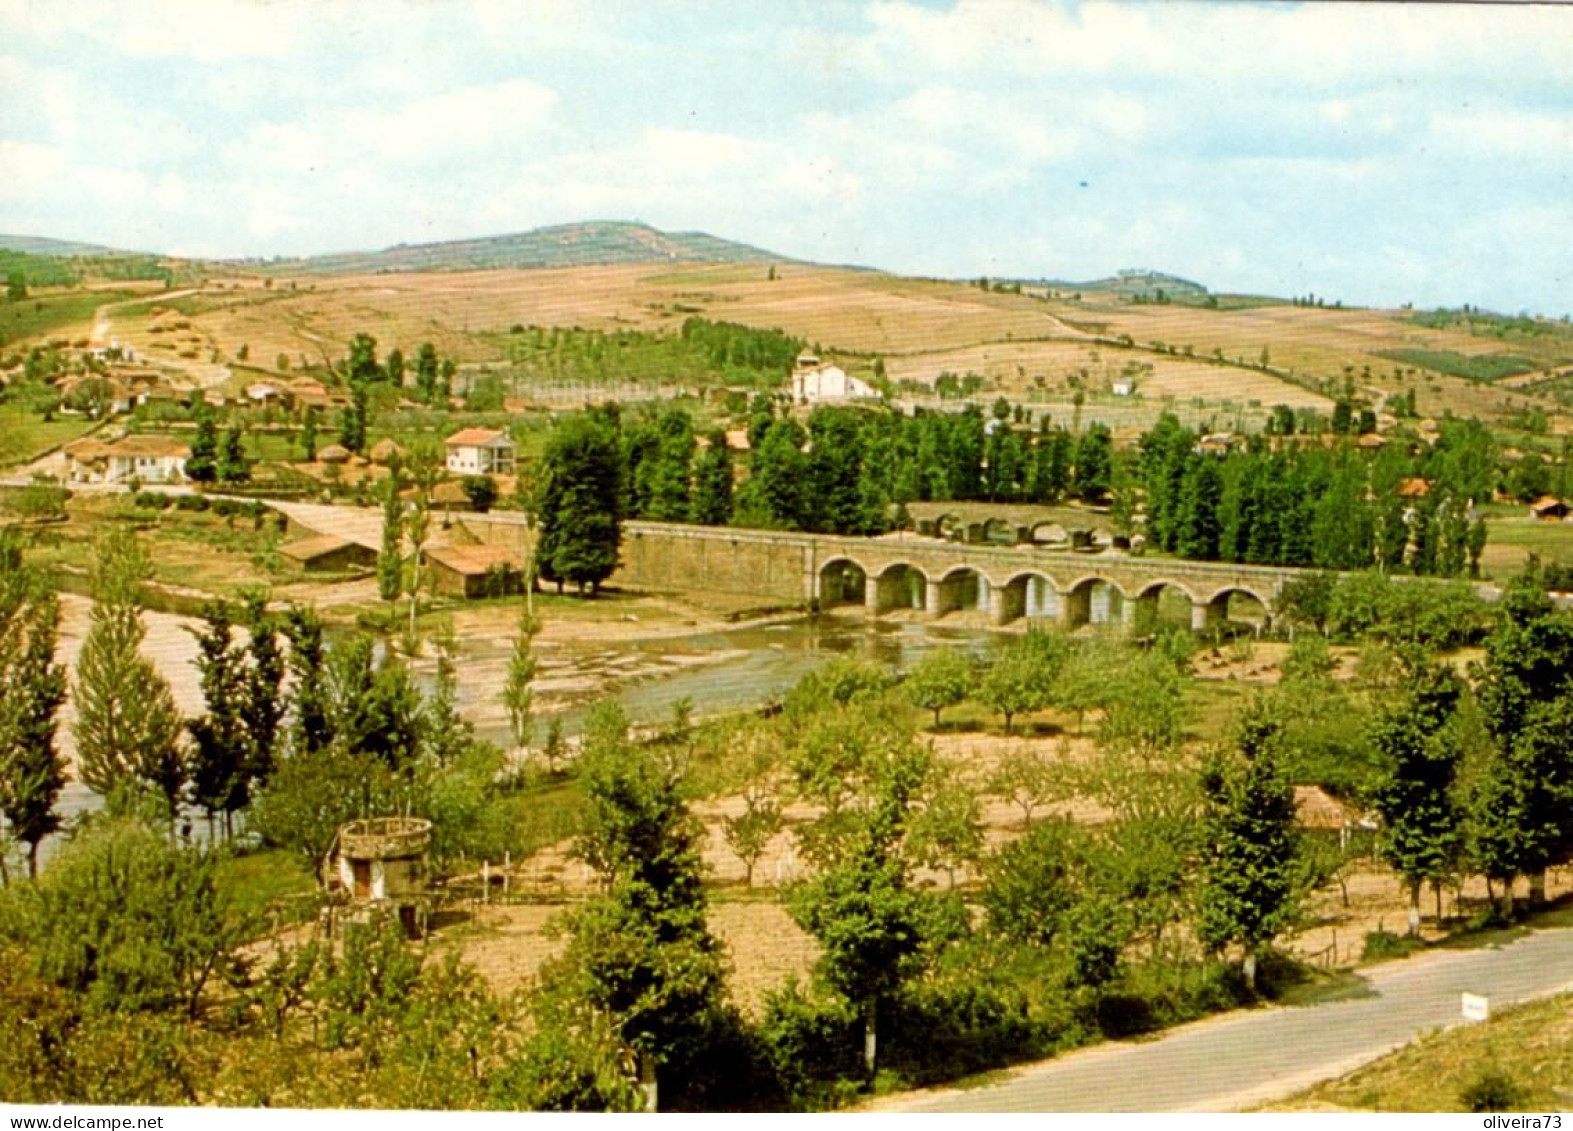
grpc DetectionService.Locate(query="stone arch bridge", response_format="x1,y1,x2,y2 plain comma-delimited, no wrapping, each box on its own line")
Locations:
459,516,1304,631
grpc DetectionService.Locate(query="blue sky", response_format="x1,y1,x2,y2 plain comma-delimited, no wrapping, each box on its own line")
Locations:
1,0,1569,314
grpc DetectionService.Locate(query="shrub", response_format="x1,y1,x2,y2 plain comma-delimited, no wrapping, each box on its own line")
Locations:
173,494,210,512
1461,1068,1526,1113
1361,929,1426,962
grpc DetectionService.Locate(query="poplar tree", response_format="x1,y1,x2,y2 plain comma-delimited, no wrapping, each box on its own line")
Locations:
535,413,623,596
0,535,67,877
690,431,733,526
74,531,184,817
1197,697,1301,992
1369,660,1464,934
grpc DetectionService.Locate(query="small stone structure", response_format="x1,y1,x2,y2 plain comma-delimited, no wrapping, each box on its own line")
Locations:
331,816,432,936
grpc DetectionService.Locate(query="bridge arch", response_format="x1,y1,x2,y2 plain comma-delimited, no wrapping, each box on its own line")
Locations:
982,517,1020,546
1195,585,1273,634
867,561,928,615
998,570,1062,624
1030,521,1069,547
932,565,989,617
1129,579,1200,635
1063,574,1129,629
818,556,868,610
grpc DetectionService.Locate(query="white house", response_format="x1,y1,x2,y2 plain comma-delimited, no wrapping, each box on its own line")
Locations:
64,435,190,484
444,427,517,475
788,352,875,404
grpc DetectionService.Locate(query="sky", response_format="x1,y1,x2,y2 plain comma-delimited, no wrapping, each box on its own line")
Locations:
0,0,1569,314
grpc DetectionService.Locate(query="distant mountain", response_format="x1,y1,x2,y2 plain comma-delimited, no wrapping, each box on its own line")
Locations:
0,234,137,257
1038,268,1211,297
265,221,793,275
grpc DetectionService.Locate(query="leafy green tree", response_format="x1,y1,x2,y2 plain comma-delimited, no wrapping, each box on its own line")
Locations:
987,742,1066,828
345,332,380,385
786,737,956,1081
903,647,974,728
377,478,404,606
185,408,219,483
740,417,809,529
186,601,250,839
461,475,498,513
1196,697,1302,992
503,605,541,755
1369,660,1464,935
1074,423,1113,504
414,342,440,403
535,414,623,596
217,425,250,484
384,346,405,389
977,631,1065,734
298,407,319,461
1177,456,1224,560
12,819,251,1018
1470,573,1573,909
722,795,784,888
908,763,985,888
981,816,1084,947
282,605,332,757
73,533,184,816
338,383,369,454
253,746,392,877
551,701,728,1111
0,537,67,877
690,431,733,525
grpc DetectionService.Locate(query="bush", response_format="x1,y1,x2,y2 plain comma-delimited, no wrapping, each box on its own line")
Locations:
173,494,210,512
757,981,861,1108
1361,929,1426,962
1461,1068,1527,1113
882,981,1046,1086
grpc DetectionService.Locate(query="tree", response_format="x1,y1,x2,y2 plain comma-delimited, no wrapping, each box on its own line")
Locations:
378,478,404,606
903,647,974,728
551,702,727,1111
535,414,623,596
346,332,380,385
73,533,184,816
690,431,733,526
987,742,1065,828
385,346,405,389
298,407,319,461
787,737,956,1081
1369,660,1464,934
461,475,498,513
217,425,249,484
1470,573,1573,910
1074,423,1113,504
185,602,249,840
16,819,252,1018
981,816,1084,947
185,409,219,483
0,537,67,877
502,604,541,755
977,631,1064,734
338,384,369,454
414,342,440,403
722,796,784,888
1196,697,1302,991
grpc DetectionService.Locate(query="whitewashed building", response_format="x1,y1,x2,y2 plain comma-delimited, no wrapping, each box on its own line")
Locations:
444,427,517,475
64,435,190,484
788,352,875,404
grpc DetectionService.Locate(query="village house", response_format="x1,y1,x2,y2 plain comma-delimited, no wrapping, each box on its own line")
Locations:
64,434,190,484
424,544,526,598
278,534,378,574
1530,495,1569,522
444,427,517,475
788,352,875,404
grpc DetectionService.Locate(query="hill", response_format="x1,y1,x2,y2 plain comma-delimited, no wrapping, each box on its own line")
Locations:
266,221,793,275
0,234,134,258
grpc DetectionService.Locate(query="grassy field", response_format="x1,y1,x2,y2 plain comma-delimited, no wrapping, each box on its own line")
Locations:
0,288,126,348
5,263,1566,430
0,403,96,468
1282,988,1573,1112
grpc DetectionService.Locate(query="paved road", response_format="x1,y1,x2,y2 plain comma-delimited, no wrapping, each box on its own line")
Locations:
878,922,1573,1112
